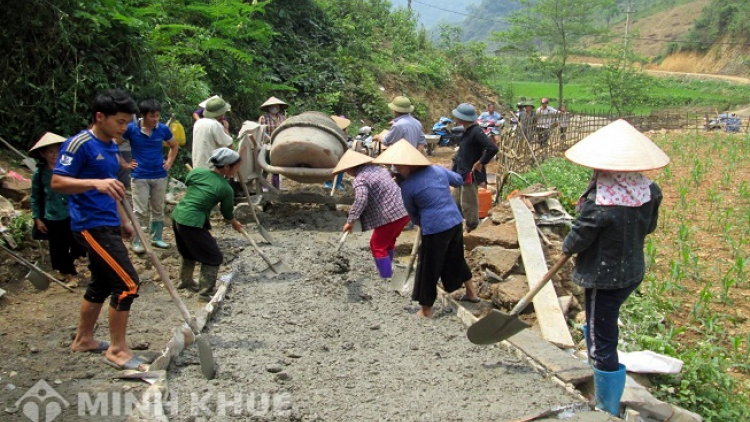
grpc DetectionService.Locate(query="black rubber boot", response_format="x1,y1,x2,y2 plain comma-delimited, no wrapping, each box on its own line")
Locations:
176,259,198,292
198,265,220,302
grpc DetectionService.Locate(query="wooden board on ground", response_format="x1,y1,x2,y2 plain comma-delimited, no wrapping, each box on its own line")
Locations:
509,197,575,348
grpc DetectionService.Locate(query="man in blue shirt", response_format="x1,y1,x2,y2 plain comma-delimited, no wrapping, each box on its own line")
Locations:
122,99,179,252
52,89,147,371
372,96,426,153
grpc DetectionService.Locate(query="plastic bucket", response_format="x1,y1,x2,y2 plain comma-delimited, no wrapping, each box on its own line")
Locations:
478,188,492,218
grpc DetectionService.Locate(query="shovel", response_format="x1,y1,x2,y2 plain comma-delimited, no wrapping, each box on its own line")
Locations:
0,135,37,171
0,242,74,292
121,198,216,379
239,176,274,244
238,227,292,275
392,227,421,297
467,254,570,345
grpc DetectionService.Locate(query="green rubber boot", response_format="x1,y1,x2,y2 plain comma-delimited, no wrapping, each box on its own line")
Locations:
198,265,220,302
150,220,170,249
176,259,198,292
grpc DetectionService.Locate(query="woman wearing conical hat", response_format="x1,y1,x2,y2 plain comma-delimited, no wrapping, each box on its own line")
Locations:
373,140,480,318
29,132,87,287
334,149,410,280
258,96,289,189
561,120,668,416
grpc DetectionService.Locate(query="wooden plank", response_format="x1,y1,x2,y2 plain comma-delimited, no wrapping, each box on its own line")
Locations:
509,197,575,348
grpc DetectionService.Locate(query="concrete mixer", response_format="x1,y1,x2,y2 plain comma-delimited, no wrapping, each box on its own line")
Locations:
257,111,349,184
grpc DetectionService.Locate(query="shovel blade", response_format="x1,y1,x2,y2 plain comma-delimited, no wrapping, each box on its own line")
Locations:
391,265,415,297
467,310,530,345
260,260,293,276
26,270,50,290
197,335,216,379
258,226,274,244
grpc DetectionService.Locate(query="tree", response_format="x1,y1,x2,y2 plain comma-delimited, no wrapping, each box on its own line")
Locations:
492,0,615,107
592,45,649,116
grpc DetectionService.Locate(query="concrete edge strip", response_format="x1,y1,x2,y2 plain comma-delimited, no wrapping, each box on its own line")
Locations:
127,270,236,422
436,287,589,404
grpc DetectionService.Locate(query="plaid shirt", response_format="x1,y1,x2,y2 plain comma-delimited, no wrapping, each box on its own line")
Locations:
258,113,286,138
348,165,408,231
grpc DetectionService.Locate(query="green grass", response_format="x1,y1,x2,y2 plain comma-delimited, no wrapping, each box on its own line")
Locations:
485,67,750,114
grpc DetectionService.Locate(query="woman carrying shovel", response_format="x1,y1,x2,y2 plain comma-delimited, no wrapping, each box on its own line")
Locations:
373,140,479,318
335,149,410,280
29,132,87,287
561,120,668,416
171,148,244,302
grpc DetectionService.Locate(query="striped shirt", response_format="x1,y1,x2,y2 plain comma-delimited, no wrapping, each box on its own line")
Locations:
259,113,286,138
348,165,408,231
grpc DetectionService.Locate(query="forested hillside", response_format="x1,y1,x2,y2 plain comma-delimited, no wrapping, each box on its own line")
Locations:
0,0,493,151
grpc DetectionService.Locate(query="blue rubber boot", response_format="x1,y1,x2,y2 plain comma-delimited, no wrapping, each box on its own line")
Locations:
593,363,626,416
374,256,393,279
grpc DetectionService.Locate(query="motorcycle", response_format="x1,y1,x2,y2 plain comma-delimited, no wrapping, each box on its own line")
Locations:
477,117,504,144
431,117,462,148
351,125,376,156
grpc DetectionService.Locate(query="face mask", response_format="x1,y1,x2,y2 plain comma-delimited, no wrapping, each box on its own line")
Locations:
269,106,280,114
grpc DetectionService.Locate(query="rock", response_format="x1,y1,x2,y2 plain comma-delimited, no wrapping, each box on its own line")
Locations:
470,247,520,278
284,350,302,358
489,275,531,312
4,407,18,414
0,177,31,202
267,364,283,373
464,222,518,251
30,347,40,354
275,372,292,381
53,379,63,385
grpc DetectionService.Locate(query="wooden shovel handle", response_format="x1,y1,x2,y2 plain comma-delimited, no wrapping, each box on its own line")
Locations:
238,227,277,270
335,231,348,252
239,175,263,227
510,254,570,316
121,198,201,334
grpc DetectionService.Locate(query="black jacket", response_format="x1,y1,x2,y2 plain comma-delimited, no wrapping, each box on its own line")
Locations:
452,124,498,184
562,183,663,289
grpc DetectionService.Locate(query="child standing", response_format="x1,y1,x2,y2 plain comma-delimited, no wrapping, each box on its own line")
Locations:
29,132,86,287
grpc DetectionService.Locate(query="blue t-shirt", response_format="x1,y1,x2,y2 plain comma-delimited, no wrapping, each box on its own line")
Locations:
122,121,173,179
53,130,122,231
399,165,464,235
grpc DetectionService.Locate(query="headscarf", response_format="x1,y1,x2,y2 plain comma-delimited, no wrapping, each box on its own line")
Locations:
577,171,652,211
209,147,240,168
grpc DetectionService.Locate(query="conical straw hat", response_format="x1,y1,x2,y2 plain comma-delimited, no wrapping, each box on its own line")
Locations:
29,132,66,158
330,115,351,130
565,119,670,171
332,149,373,174
372,139,431,167
260,96,288,111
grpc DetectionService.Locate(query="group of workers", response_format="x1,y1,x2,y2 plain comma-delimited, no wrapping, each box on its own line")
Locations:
26,88,668,416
